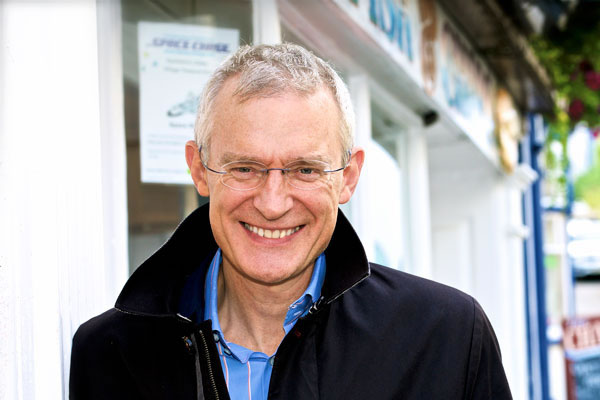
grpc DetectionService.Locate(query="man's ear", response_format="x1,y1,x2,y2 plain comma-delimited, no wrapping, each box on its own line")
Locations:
185,140,210,197
339,147,365,204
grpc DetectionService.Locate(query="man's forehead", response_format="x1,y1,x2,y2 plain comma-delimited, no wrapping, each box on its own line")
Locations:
206,76,342,165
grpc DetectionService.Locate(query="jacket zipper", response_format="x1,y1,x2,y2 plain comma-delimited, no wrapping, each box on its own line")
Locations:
193,329,220,400
178,313,220,400
114,309,219,399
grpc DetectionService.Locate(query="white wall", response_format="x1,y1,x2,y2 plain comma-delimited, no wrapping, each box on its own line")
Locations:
0,1,128,398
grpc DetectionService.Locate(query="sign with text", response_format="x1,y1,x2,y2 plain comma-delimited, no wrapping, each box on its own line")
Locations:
563,316,600,400
138,22,238,184
369,0,415,62
336,0,419,79
438,20,496,160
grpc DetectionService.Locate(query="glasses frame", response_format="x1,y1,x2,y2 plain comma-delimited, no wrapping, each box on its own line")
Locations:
199,146,352,191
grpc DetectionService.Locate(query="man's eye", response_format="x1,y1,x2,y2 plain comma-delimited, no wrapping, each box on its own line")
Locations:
291,166,324,180
234,167,253,174
226,165,260,179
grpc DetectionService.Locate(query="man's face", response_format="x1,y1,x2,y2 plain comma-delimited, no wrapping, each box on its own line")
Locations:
187,79,363,287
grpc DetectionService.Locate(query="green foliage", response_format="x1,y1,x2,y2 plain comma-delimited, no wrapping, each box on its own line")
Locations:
530,18,600,208
574,143,600,215
531,21,600,129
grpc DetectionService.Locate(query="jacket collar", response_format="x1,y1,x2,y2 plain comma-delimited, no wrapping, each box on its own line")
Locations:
115,203,370,317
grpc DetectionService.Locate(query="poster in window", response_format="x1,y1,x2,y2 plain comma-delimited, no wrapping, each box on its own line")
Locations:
138,22,239,184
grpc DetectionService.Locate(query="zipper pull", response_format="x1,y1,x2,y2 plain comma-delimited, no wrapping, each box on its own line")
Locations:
308,295,325,316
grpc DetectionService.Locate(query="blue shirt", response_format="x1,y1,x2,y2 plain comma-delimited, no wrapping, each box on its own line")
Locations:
204,249,326,400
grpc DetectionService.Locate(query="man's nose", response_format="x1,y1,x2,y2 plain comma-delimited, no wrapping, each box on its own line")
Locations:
253,170,293,220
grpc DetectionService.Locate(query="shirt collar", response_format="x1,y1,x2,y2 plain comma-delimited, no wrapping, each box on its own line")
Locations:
203,249,326,359
204,249,225,336
283,253,326,331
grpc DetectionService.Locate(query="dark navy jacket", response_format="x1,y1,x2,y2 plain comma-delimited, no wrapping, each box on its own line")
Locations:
70,204,512,399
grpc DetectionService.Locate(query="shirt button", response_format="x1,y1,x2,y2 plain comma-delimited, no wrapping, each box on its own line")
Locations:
223,347,232,356
269,357,275,366
213,333,219,342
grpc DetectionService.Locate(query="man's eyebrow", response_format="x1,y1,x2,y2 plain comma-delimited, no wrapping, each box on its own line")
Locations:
287,154,333,164
218,152,333,165
219,152,261,164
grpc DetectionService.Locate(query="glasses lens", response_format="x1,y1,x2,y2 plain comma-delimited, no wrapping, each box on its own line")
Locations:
222,161,264,190
286,161,329,190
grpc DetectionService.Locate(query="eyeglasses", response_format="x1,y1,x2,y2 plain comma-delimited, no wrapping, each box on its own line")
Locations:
200,147,351,191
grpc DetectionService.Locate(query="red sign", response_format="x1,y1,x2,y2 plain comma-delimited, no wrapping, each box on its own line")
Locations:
564,317,600,351
563,316,600,399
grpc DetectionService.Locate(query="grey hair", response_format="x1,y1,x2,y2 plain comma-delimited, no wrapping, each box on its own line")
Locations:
194,43,355,164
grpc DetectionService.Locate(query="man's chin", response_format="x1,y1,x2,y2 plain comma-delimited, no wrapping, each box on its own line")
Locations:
234,259,312,287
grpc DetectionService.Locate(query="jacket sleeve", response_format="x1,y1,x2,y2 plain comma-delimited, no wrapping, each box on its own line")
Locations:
464,300,513,400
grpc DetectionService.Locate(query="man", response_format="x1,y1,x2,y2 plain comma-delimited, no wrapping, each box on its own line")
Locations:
70,43,512,399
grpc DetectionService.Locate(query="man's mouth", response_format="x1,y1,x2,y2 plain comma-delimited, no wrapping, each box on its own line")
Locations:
243,222,302,239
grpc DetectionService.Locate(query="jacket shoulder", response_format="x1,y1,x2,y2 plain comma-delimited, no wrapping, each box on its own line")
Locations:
362,262,475,317
315,263,511,399
328,262,479,354
71,308,124,356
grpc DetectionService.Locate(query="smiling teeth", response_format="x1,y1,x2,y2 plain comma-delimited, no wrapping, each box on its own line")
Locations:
244,223,300,238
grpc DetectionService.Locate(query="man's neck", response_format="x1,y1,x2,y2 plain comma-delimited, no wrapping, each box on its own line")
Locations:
217,261,314,355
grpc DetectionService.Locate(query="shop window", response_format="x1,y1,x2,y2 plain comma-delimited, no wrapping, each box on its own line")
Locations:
371,101,400,158
122,0,252,273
